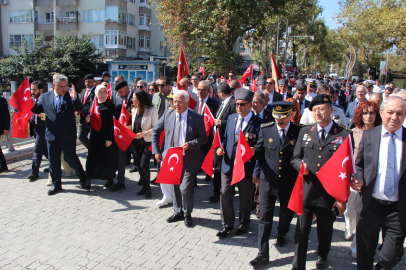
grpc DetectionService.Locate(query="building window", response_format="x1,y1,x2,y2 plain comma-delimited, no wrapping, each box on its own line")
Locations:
10,35,35,47
160,41,164,52
105,30,126,46
9,10,37,23
45,12,54,23
139,35,150,48
139,14,150,26
105,6,127,24
128,0,136,3
91,34,104,47
127,14,135,26
127,37,136,50
83,10,105,22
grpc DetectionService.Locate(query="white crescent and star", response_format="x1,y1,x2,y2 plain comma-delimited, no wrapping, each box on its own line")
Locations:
96,107,100,115
338,156,350,180
168,154,179,166
241,145,246,156
204,114,210,124
120,114,127,121
341,156,349,168
339,172,347,180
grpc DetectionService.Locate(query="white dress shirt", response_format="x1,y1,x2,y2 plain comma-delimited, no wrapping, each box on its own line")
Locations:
235,111,253,134
298,99,306,115
373,126,403,201
173,109,188,154
198,96,209,114
316,121,333,140
217,95,232,118
305,92,317,102
277,122,291,143
268,91,274,104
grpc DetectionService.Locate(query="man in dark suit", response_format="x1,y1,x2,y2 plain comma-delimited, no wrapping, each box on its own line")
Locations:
78,74,96,149
352,96,406,270
27,81,48,181
293,83,310,115
0,95,10,172
249,101,303,267
346,85,367,125
152,90,206,227
209,84,236,202
278,79,293,100
135,80,153,101
291,94,352,270
216,88,264,237
252,92,274,123
264,77,283,111
31,74,86,195
197,81,220,182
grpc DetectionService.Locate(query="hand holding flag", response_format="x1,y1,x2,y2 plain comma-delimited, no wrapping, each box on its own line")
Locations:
288,161,305,215
231,130,253,185
155,147,184,185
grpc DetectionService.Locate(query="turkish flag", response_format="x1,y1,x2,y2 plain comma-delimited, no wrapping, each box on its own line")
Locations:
231,130,253,185
107,82,112,101
148,131,165,152
198,66,205,76
221,76,225,80
89,98,102,131
271,54,281,91
155,147,184,185
239,64,253,85
317,136,354,203
288,161,305,215
113,117,136,151
119,103,131,126
201,129,221,176
188,92,197,110
11,111,29,138
176,46,190,90
251,79,258,92
9,77,32,114
203,105,214,137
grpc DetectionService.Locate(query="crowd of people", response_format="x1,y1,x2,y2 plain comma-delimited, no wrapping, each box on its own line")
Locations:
0,69,405,270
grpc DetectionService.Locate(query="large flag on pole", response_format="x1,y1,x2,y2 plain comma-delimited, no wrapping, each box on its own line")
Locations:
271,54,281,91
176,46,190,90
239,64,253,85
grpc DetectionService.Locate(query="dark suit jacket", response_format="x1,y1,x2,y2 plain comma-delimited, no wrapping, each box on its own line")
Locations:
0,96,10,135
29,114,46,138
354,126,406,233
215,96,236,140
338,91,348,112
254,121,302,204
80,86,95,119
262,108,275,123
31,91,83,142
221,113,264,177
291,121,352,209
265,91,284,111
152,108,207,174
211,82,218,95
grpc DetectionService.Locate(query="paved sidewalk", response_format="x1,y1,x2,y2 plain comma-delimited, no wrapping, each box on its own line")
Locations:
0,147,405,270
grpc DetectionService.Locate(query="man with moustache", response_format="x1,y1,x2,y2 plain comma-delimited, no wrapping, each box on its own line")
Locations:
264,77,283,111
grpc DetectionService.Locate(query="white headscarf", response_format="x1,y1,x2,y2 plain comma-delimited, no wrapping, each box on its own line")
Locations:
95,85,107,103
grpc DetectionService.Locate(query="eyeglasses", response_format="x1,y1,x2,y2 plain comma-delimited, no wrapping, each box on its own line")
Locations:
197,88,207,91
157,84,165,87
236,102,249,107
137,85,143,89
148,88,154,91
265,82,275,85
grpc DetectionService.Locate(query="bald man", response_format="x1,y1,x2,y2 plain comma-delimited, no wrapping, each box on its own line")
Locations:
368,93,383,106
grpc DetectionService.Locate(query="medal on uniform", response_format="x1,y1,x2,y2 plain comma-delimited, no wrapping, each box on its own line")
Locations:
268,138,273,143
310,126,315,132
291,139,296,145
334,128,338,134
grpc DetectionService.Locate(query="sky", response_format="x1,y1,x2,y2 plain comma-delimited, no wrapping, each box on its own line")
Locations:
318,0,341,29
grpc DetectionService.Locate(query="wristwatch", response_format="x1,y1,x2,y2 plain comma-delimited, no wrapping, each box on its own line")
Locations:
144,132,148,136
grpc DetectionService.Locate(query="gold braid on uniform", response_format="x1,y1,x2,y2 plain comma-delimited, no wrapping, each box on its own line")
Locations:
261,122,275,128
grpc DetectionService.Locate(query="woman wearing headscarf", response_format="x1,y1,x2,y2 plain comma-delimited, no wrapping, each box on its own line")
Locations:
84,85,117,190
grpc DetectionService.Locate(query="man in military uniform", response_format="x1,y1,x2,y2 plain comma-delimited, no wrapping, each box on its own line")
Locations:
249,101,303,267
291,94,352,270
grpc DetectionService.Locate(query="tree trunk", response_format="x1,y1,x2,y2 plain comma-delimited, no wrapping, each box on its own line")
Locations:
292,41,297,68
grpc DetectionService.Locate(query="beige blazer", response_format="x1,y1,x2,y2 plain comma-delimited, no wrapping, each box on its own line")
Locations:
131,106,159,142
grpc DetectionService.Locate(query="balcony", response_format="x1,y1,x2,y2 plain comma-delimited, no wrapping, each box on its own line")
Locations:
36,19,54,31
56,0,79,6
105,0,127,8
56,17,78,31
138,47,150,53
35,0,53,7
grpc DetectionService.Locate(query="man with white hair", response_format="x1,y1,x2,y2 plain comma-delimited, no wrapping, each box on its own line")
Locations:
345,85,367,124
398,90,406,127
136,80,153,101
152,90,206,227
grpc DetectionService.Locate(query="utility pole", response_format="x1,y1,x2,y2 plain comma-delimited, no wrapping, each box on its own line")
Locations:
276,19,280,65
53,0,57,45
283,21,289,76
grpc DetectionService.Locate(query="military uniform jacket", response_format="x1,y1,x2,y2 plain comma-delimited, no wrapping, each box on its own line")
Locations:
221,113,265,177
253,121,302,205
291,121,352,209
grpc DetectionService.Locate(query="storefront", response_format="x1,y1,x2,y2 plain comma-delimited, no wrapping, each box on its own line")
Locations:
107,59,161,86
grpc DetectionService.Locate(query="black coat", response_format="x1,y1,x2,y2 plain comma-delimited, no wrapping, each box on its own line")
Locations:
291,121,352,209
215,96,236,140
262,108,275,123
0,96,10,135
80,86,96,120
254,121,302,204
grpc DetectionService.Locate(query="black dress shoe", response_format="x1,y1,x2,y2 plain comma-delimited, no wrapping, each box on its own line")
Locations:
129,166,138,173
48,186,62,195
82,179,91,191
109,183,126,192
43,168,49,173
209,194,220,202
204,175,212,182
27,173,39,181
145,188,151,199
216,226,233,237
137,187,146,195
0,167,9,172
125,160,131,166
151,177,158,185
166,213,184,223
316,257,327,269
104,179,114,188
249,256,269,266
276,235,286,247
184,214,192,227
236,223,249,236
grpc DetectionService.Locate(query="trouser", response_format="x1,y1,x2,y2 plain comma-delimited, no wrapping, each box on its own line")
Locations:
292,205,336,270
48,139,85,187
212,153,222,195
173,159,195,216
0,146,6,169
220,171,255,228
117,147,126,185
356,198,405,270
31,133,48,175
126,143,136,165
78,120,91,149
133,138,152,189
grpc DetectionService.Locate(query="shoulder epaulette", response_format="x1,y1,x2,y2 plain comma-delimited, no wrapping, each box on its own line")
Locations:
261,122,274,128
292,122,305,127
338,124,350,130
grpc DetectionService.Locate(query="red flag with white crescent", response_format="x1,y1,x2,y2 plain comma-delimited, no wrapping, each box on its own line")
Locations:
251,79,258,92
198,66,205,76
231,130,253,185
188,92,197,110
201,129,221,176
9,77,32,114
288,161,305,215
176,46,190,90
89,97,102,131
119,103,131,126
316,135,354,203
239,64,253,85
203,105,214,137
106,82,112,101
155,147,184,185
113,117,136,151
11,111,29,138
271,54,281,91
148,131,165,152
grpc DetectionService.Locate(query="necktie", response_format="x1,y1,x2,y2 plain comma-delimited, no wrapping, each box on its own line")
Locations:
199,99,203,114
83,89,89,105
236,117,244,136
384,133,396,199
299,101,303,106
320,128,325,143
55,95,61,112
280,129,285,144
173,114,182,147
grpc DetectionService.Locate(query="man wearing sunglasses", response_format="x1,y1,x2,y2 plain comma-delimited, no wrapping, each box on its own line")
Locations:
264,78,283,111
136,80,153,101
216,88,264,238
278,79,293,100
